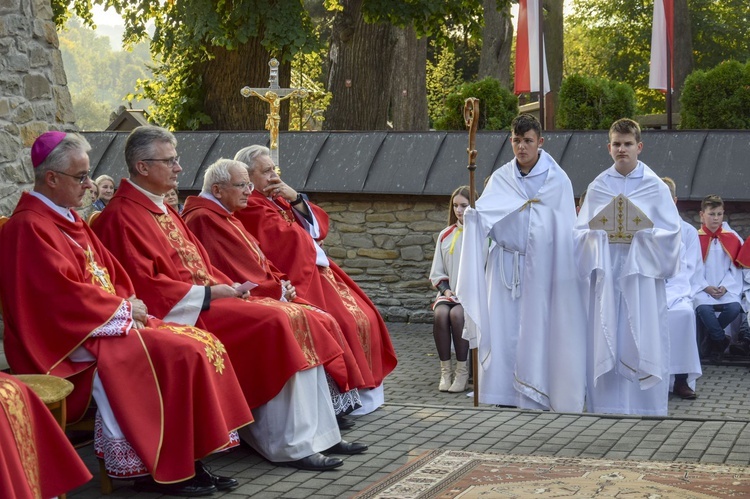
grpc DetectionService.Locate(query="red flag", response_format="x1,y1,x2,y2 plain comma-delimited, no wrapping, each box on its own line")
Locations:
649,0,674,91
514,0,549,95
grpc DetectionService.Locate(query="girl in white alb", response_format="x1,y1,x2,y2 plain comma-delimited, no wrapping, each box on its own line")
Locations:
429,186,471,393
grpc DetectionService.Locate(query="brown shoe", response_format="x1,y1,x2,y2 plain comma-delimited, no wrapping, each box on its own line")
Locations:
673,379,697,400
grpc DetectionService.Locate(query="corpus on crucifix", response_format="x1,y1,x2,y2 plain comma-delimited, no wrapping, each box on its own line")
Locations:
240,58,308,173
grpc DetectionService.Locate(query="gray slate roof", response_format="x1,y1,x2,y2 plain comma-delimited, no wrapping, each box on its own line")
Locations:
82,130,750,201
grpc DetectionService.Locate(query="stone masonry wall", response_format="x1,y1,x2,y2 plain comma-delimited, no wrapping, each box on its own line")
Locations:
0,0,75,344
309,196,750,324
0,0,75,216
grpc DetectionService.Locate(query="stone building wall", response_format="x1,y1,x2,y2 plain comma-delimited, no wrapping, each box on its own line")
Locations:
0,0,75,216
0,0,75,345
310,195,750,324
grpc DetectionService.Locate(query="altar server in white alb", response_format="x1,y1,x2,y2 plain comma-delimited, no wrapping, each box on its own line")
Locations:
456,114,586,411
661,177,702,400
575,118,681,416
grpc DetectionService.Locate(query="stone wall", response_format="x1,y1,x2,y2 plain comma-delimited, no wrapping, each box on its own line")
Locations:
0,0,75,216
0,0,75,344
309,196,750,324
312,193,448,324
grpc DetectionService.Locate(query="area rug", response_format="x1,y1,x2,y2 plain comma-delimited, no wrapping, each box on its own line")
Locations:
354,450,750,498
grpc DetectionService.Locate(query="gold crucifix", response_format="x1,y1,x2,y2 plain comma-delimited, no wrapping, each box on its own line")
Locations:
240,58,309,174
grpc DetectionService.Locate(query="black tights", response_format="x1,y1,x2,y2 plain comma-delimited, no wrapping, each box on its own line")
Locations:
433,303,469,362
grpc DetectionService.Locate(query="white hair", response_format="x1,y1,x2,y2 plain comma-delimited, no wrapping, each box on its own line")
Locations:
234,145,270,174
201,158,247,194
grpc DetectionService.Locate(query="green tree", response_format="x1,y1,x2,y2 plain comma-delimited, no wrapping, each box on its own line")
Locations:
566,0,750,115
426,43,464,128
433,77,517,130
680,60,750,129
557,74,637,130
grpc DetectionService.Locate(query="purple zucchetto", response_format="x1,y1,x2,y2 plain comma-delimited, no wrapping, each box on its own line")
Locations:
31,131,67,168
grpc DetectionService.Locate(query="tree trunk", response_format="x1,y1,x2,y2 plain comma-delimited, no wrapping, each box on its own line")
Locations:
672,0,693,112
478,0,513,88
390,25,429,131
543,0,564,129
325,0,397,130
200,40,291,130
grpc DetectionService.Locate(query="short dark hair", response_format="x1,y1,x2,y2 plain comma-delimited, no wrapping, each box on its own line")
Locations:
511,114,541,138
701,194,724,212
125,125,177,177
609,118,641,143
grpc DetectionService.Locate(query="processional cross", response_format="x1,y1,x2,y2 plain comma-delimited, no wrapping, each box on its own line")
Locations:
240,58,309,172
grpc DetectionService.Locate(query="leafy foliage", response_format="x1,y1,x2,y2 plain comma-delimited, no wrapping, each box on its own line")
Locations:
680,60,750,129
58,17,153,130
434,77,517,130
566,0,750,114
289,46,332,130
557,74,637,130
426,42,464,128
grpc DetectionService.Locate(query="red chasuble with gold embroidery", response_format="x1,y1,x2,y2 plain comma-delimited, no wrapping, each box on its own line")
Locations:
237,191,397,389
93,180,348,406
0,372,91,498
0,193,252,483
183,195,366,390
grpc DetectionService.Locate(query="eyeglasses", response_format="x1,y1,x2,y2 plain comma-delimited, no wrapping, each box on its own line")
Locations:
228,182,254,191
142,156,181,167
54,170,91,184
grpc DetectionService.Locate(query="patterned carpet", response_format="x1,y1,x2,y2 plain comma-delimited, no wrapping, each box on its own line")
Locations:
354,450,750,498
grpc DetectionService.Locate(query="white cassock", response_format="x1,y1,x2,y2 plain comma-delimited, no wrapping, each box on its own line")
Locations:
665,221,703,390
575,162,681,416
693,222,744,308
457,150,587,411
121,183,341,463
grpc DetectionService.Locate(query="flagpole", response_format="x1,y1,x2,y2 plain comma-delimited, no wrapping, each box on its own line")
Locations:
665,7,672,130
537,0,545,130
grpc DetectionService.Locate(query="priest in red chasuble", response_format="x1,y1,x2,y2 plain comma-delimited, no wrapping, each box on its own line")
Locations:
0,132,253,495
93,126,366,472
182,159,366,426
234,145,397,415
0,372,92,498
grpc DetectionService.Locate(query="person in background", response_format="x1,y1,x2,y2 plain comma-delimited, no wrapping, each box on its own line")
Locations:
165,187,184,214
429,185,471,393
93,174,115,211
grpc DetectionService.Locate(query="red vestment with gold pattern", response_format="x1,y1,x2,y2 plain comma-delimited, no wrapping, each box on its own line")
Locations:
0,372,92,498
0,193,252,483
93,180,348,407
183,195,366,391
236,191,397,389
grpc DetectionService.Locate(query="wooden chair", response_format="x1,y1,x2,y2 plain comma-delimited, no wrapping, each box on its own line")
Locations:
87,210,102,225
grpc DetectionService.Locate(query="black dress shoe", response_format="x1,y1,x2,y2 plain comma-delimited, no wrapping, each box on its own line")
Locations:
194,461,239,491
133,476,216,496
324,440,368,455
285,452,343,471
673,380,697,400
337,414,355,430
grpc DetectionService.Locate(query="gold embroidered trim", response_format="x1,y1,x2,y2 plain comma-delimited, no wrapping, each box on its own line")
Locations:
0,378,41,498
155,324,229,374
322,267,372,368
153,213,217,286
255,298,319,366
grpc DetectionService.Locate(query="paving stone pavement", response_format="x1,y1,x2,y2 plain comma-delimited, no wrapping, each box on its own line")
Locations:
70,322,750,498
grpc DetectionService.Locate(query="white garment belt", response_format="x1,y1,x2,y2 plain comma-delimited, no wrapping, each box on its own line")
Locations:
498,245,524,299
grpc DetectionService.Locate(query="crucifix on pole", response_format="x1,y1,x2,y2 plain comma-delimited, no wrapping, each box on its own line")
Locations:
240,58,308,173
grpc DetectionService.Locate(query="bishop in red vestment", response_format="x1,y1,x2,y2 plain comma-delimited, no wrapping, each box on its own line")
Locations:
234,145,397,414
0,132,253,493
0,372,92,498
93,126,365,471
